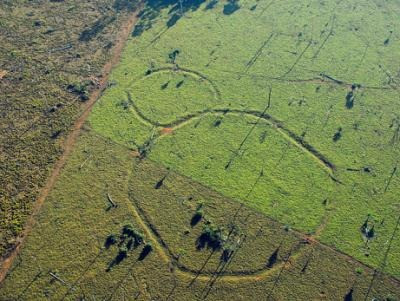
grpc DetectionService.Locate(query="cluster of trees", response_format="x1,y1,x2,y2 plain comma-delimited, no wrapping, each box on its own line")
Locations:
360,215,375,240
191,204,241,263
105,224,153,271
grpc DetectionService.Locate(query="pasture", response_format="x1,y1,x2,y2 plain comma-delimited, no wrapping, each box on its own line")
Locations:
1,0,400,299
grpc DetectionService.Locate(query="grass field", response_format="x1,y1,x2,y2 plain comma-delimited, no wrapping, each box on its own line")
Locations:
89,0,400,277
1,130,399,300
2,0,400,299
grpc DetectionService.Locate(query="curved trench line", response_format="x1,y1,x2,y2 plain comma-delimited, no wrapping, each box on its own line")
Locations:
81,135,400,286
88,133,400,286
128,97,336,175
124,191,311,282
148,66,222,101
131,68,220,105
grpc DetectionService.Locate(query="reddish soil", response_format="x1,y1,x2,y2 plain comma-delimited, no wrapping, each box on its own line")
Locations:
160,127,174,135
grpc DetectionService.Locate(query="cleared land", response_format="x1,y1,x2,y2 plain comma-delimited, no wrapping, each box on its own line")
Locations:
1,132,399,300
1,0,400,300
89,0,400,276
0,0,139,260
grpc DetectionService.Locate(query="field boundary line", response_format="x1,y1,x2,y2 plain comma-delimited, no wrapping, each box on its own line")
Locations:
86,132,400,285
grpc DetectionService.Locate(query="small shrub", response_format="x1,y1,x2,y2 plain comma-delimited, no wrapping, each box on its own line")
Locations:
126,238,134,250
168,49,180,64
205,0,218,10
223,0,240,15
333,127,342,142
384,38,390,45
122,224,144,246
360,215,375,240
154,175,166,189
118,98,133,110
66,81,90,101
345,91,354,109
161,81,169,89
221,245,234,262
213,117,223,127
122,224,136,237
167,14,181,28
366,226,375,239
259,130,267,143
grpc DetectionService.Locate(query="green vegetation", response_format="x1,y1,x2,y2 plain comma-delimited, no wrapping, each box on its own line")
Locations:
2,0,400,299
107,224,145,270
89,0,400,278
0,0,137,259
0,131,399,300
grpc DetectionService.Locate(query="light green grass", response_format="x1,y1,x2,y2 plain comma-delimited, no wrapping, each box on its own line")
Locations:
87,0,400,277
150,113,334,232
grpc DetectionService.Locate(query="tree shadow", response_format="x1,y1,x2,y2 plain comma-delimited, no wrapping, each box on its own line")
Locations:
345,91,354,109
107,249,128,271
132,0,236,38
266,247,279,268
223,0,240,15
138,244,153,261
190,212,202,227
344,288,353,301
196,225,223,251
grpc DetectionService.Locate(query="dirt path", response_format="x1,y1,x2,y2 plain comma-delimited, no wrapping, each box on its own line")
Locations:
0,10,140,284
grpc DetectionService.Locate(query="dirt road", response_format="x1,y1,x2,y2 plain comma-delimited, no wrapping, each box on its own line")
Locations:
0,9,140,284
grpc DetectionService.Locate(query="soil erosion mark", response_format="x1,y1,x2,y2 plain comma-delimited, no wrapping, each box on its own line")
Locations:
0,10,141,284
